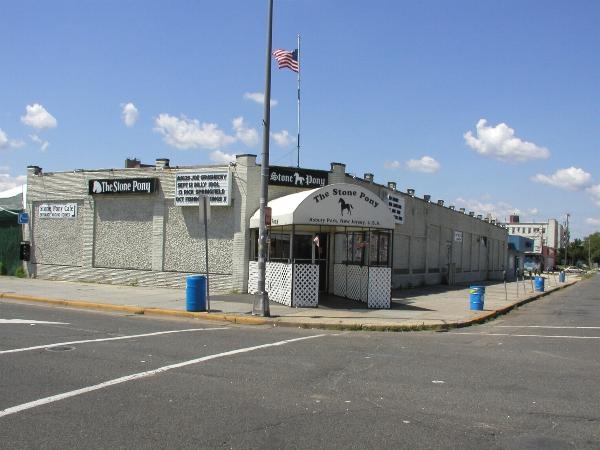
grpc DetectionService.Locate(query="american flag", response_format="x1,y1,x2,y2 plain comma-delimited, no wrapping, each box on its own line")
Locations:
272,48,299,72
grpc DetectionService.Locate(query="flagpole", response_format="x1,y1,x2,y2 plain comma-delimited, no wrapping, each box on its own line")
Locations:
296,33,301,168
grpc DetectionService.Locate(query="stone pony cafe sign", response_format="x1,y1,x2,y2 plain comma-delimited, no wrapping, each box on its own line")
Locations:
251,183,395,230
88,178,158,195
268,166,328,189
39,203,77,219
175,170,231,206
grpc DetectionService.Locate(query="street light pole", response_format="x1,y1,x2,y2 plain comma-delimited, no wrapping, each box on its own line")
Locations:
253,0,273,317
565,213,570,266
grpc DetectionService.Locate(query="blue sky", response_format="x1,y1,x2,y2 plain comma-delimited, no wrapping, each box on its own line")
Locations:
1,1,598,238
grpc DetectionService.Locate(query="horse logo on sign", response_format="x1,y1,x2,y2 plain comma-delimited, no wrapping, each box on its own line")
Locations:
338,198,353,216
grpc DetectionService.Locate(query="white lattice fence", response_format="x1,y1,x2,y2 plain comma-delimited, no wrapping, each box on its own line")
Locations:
368,267,391,309
333,264,347,297
347,265,368,303
266,262,293,306
293,264,319,307
247,261,293,306
248,261,259,294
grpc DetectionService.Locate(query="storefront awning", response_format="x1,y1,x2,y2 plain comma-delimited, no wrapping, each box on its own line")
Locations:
250,183,396,229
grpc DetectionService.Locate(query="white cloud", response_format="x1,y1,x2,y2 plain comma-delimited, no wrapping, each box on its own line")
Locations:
20,103,57,129
29,134,50,151
406,156,440,173
0,171,27,192
531,167,592,191
464,119,550,162
243,92,277,107
210,150,236,164
121,102,139,127
454,197,520,221
271,130,294,147
232,117,259,147
384,160,402,170
586,185,600,207
154,114,236,150
585,217,600,226
0,129,25,150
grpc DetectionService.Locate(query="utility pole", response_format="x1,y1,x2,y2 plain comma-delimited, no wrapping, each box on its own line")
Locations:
253,0,273,317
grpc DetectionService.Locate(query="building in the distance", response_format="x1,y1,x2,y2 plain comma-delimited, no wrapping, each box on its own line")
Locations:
23,155,508,308
502,215,563,272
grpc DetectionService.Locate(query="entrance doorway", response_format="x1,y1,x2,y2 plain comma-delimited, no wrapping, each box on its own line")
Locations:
267,231,329,292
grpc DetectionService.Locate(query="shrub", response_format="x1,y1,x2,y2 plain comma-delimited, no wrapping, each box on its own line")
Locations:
14,266,27,278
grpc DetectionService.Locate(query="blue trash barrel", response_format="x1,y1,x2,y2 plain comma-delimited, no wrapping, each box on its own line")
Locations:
534,276,545,292
559,271,565,283
186,275,206,312
469,286,485,311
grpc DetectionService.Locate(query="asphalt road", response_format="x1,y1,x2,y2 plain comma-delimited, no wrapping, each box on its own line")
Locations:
1,276,599,449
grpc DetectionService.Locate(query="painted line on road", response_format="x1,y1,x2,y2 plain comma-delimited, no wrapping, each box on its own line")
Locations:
453,332,600,339
0,327,229,355
495,325,600,330
0,319,69,325
0,333,330,418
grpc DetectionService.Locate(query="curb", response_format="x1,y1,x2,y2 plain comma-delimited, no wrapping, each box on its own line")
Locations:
0,279,579,332
0,292,270,326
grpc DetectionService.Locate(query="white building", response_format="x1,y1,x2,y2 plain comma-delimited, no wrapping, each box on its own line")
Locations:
502,215,563,270
23,155,507,308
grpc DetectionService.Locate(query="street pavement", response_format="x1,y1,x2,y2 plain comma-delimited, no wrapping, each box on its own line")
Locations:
0,272,581,331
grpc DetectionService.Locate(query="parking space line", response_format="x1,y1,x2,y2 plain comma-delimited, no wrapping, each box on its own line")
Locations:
0,327,229,355
0,333,330,418
495,325,600,329
453,332,600,339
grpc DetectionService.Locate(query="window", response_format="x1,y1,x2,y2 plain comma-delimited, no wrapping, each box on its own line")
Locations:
369,231,391,266
335,231,390,267
268,232,290,261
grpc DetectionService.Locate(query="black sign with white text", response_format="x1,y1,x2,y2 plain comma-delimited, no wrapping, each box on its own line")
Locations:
268,166,328,188
88,178,158,195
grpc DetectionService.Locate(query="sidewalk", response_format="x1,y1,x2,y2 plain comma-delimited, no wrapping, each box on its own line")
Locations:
0,274,579,331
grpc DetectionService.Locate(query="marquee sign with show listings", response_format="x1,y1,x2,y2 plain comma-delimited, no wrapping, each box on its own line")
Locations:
386,191,405,224
88,178,158,195
175,171,231,206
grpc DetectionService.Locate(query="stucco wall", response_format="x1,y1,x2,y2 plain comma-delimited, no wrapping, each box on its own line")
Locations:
94,197,153,270
163,201,234,275
31,200,83,266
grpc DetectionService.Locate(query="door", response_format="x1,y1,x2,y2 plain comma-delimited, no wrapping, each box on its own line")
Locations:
293,233,328,292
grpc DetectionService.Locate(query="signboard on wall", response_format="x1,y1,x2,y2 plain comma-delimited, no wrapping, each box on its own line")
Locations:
175,171,231,206
386,192,404,224
268,166,327,188
88,178,157,195
454,231,463,243
39,203,78,219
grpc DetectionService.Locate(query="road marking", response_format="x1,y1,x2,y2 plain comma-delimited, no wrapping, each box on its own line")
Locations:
0,333,329,418
453,332,600,339
0,319,69,325
0,327,228,355
495,325,600,330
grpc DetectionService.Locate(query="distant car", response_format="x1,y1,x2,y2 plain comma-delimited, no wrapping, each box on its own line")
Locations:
563,266,584,273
